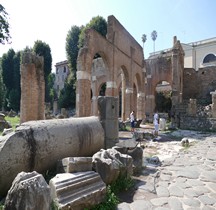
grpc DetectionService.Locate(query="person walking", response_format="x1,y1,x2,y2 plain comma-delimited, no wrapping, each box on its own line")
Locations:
130,110,135,133
153,110,159,137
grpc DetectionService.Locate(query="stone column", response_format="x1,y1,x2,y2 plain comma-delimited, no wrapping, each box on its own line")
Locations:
20,52,45,123
0,116,104,196
121,74,126,121
211,91,216,118
137,92,145,120
53,100,58,115
91,96,98,116
146,94,155,121
171,48,180,107
76,71,91,117
98,96,119,149
125,87,133,120
106,81,117,97
188,99,197,116
91,75,99,116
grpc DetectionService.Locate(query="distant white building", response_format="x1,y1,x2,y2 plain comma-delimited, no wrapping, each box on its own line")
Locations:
149,37,216,70
54,60,70,96
182,37,216,70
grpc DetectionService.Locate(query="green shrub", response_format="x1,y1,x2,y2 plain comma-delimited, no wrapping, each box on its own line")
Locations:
110,175,134,194
88,175,134,210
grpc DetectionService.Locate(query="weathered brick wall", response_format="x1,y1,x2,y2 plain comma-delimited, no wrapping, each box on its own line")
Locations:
20,52,45,123
183,68,199,99
76,15,145,119
183,66,216,102
197,67,216,100
180,116,216,131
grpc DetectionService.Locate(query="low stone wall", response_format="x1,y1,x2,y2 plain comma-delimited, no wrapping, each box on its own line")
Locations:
0,116,104,196
180,116,216,131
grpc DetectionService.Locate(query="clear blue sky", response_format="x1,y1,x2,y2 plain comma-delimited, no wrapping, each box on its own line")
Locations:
1,0,216,70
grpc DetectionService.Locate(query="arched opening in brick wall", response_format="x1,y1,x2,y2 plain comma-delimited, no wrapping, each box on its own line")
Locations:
91,55,110,116
134,72,143,119
133,83,137,114
76,16,145,118
155,81,172,113
117,66,130,120
99,83,106,96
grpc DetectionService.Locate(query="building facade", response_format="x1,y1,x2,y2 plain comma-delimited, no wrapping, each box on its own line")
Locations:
54,60,69,96
183,37,216,70
150,37,216,70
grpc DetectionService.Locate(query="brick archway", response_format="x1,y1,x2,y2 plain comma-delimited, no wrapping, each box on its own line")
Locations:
76,15,145,119
145,37,184,118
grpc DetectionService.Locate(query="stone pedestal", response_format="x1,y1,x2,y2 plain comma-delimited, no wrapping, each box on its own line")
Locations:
211,91,216,118
188,99,197,116
98,96,119,148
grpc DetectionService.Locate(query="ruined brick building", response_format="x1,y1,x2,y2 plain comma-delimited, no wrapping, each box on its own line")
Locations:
19,15,216,131
76,15,145,121
60,15,216,130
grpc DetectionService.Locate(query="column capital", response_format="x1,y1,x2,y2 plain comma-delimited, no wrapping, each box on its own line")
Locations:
92,96,97,100
146,95,155,99
137,92,145,97
77,71,91,80
125,88,133,94
106,81,117,89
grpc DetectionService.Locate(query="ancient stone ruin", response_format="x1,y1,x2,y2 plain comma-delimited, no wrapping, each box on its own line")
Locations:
1,14,216,210
76,15,145,121
20,52,45,123
75,15,216,131
0,116,104,196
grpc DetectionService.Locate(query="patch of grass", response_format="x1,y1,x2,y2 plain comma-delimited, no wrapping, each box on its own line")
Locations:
5,116,20,130
119,125,130,131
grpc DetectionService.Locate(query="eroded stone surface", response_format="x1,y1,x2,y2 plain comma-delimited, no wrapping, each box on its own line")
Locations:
0,116,104,196
4,171,51,210
49,171,106,210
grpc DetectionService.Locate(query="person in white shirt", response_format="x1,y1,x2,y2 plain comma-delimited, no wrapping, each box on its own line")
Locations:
153,110,159,137
130,111,135,133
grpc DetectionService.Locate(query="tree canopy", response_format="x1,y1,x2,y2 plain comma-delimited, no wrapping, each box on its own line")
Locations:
60,16,108,110
33,40,52,102
1,49,15,90
58,74,76,109
33,40,52,80
0,58,4,108
0,4,11,45
151,30,157,41
66,25,82,76
151,30,158,53
1,49,21,111
141,34,147,47
78,16,107,48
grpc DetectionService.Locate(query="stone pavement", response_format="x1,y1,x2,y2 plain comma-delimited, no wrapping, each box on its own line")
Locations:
117,128,216,210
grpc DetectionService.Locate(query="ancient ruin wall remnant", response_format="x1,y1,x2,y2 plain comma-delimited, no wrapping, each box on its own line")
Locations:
20,52,45,123
211,91,216,118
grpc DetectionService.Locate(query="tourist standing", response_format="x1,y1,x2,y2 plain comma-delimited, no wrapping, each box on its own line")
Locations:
153,110,159,137
130,111,135,133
